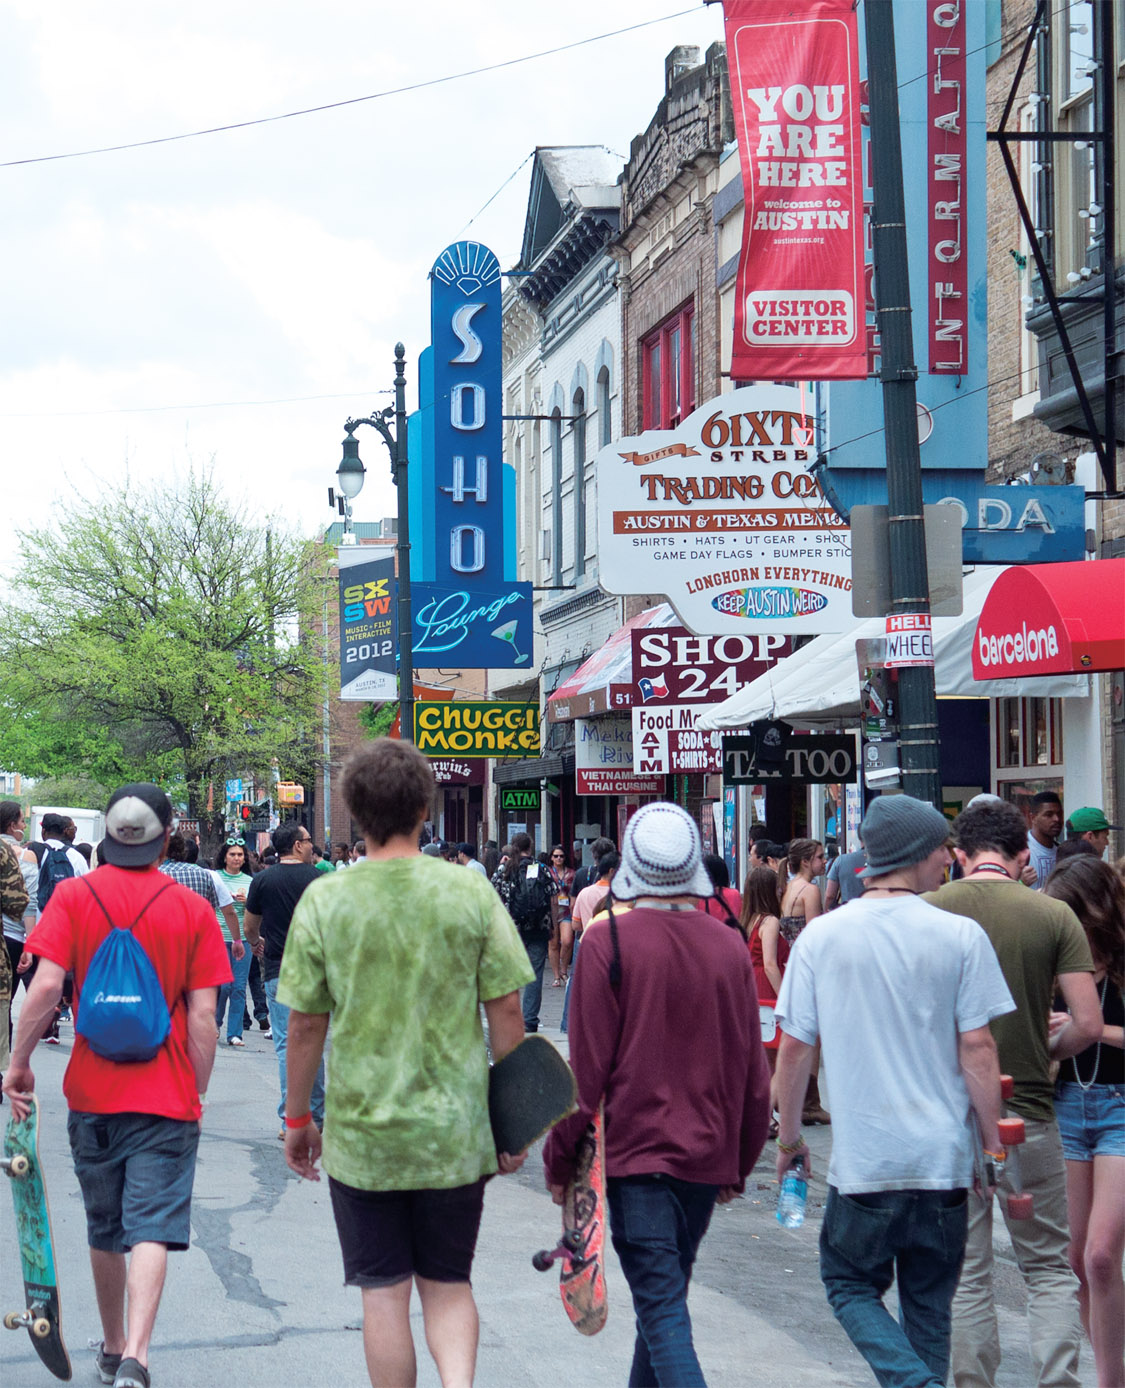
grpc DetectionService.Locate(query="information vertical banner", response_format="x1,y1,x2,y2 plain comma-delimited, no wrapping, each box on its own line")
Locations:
723,0,866,380
339,556,397,701
928,0,968,374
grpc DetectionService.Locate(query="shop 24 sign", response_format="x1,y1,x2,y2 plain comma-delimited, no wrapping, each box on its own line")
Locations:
597,384,852,634
417,242,533,668
631,629,791,704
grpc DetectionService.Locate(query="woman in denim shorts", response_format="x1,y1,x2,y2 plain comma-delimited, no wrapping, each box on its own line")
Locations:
1045,855,1124,1388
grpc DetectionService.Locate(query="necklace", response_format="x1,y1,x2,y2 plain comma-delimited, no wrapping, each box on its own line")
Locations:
968,863,1012,878
862,886,918,895
1073,976,1107,1091
634,898,695,911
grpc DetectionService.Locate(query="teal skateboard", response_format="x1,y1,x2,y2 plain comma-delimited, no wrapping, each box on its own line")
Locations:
3,1095,73,1379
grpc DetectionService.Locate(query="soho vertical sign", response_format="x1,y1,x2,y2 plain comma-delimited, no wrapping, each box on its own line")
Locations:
420,242,533,668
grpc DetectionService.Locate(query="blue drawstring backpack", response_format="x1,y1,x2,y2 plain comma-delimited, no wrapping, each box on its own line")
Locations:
76,880,173,1062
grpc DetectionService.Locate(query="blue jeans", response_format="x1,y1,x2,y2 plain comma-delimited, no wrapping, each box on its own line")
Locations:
820,1185,968,1388
264,976,325,1125
607,1174,719,1387
246,954,269,1023
520,934,549,1032
560,930,581,1034
215,944,253,1041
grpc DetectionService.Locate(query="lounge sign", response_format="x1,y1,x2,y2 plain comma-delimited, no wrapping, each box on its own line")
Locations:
597,385,852,634
414,701,540,758
417,241,533,668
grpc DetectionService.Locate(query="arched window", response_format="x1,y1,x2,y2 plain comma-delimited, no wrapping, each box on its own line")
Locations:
573,388,586,581
597,365,612,450
550,407,563,587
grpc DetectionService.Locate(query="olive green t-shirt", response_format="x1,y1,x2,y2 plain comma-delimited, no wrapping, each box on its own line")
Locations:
924,878,1093,1122
277,855,533,1190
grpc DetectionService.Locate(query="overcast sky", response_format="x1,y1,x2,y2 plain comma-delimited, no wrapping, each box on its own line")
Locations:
1,1,722,550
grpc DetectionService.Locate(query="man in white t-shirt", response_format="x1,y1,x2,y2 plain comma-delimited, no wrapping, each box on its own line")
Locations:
1026,790,1062,889
774,795,1015,1388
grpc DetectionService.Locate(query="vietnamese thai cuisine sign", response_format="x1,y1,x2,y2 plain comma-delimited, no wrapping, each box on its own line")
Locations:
723,0,867,380
597,385,852,634
575,718,664,797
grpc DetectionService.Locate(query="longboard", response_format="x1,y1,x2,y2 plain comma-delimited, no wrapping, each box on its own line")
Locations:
2,1095,73,1380
533,1107,608,1335
488,1034,577,1156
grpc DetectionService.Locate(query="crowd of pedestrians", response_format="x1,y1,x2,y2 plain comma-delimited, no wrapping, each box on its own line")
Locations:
0,780,1121,1388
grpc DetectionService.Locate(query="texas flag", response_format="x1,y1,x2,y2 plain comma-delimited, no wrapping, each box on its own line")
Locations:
637,676,669,702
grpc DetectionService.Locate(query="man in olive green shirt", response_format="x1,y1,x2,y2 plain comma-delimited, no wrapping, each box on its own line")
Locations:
926,799,1100,1388
279,739,532,1388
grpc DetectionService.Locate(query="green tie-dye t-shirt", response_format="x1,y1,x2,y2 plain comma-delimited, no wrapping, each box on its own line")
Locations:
277,854,533,1191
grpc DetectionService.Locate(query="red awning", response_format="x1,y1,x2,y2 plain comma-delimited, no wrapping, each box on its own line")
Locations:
972,559,1125,680
547,604,675,722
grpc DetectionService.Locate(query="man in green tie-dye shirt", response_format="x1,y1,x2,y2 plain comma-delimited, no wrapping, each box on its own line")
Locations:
279,739,532,1387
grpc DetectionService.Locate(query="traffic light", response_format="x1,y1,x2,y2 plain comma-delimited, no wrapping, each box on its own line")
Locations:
239,804,252,822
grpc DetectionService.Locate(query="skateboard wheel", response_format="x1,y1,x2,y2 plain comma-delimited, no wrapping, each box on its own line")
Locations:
561,1228,583,1255
1007,1192,1034,1220
997,1117,1025,1146
6,1154,29,1178
31,1317,51,1339
3,1312,23,1330
999,1074,1014,1100
532,1250,554,1272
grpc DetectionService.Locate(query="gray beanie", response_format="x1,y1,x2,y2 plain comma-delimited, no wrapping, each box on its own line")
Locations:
857,795,951,878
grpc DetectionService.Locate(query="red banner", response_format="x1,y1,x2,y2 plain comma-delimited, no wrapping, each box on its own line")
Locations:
928,0,968,373
724,0,866,380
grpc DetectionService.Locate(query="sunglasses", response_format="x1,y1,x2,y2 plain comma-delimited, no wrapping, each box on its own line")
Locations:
551,852,564,858
225,837,246,847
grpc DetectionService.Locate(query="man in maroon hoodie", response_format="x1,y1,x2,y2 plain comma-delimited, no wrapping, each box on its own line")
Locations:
544,801,769,1387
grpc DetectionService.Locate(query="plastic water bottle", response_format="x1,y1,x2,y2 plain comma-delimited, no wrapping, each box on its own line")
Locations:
776,1157,808,1229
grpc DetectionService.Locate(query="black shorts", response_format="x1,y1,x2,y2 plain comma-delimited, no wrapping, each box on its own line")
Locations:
328,1176,486,1288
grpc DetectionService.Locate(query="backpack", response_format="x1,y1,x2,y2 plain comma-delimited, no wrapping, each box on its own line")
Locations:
37,845,75,912
75,880,174,1063
507,860,553,934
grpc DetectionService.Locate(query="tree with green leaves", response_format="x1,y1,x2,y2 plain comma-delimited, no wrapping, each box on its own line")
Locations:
0,468,327,858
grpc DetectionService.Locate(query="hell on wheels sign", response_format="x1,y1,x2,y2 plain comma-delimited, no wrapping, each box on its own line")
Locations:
723,0,867,379
597,385,852,634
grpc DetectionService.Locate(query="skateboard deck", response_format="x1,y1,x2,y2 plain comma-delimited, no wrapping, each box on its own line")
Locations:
3,1095,72,1379
533,1107,608,1335
488,1034,577,1156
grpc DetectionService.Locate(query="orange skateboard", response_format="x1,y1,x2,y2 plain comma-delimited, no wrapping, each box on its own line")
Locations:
533,1107,608,1335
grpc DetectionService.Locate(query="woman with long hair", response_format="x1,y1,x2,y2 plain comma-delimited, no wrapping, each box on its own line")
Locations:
547,845,574,988
741,866,787,1137
214,838,255,1047
1044,855,1125,1388
778,837,829,1124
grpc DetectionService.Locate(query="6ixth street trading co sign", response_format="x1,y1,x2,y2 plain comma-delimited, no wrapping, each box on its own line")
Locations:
597,384,851,634
413,701,540,758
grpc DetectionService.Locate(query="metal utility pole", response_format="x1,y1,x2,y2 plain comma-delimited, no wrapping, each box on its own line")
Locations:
391,344,415,746
863,0,942,809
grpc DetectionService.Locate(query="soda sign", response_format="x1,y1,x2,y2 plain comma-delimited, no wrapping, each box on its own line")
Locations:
631,629,791,704
631,706,725,776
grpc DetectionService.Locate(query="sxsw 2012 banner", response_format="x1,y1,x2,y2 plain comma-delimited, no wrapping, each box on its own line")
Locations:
339,555,396,701
723,0,866,379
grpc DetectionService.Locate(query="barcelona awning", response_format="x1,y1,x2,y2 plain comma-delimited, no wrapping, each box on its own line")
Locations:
971,558,1125,679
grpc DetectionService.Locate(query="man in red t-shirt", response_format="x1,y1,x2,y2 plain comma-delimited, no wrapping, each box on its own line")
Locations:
2,783,230,1388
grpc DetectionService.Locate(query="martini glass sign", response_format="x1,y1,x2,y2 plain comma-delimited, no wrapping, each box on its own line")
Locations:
492,619,529,664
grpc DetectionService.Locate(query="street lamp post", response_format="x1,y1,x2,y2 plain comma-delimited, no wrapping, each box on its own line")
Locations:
339,343,414,745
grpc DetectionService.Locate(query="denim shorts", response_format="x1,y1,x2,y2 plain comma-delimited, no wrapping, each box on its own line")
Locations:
328,1176,485,1287
1053,1082,1125,1162
67,1111,200,1253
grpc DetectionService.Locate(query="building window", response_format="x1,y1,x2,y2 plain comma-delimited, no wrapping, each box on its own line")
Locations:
642,303,694,430
572,388,586,582
994,697,1065,812
550,407,563,587
1052,2,1100,279
597,365,612,449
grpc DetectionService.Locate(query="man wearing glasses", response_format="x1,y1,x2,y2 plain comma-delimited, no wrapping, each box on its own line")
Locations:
243,823,325,1138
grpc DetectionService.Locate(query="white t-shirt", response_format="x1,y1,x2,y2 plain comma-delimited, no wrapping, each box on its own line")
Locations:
775,895,1014,1194
1026,834,1057,890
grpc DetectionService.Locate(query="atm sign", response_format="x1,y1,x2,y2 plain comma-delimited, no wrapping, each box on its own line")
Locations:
501,789,541,812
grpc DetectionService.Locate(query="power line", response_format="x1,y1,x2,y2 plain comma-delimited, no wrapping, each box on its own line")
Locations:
0,9,702,169
0,389,388,420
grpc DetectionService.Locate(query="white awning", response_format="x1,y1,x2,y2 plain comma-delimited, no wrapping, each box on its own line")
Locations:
697,566,1089,730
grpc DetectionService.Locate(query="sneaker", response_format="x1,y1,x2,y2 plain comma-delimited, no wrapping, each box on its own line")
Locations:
95,1342,122,1384
277,1128,285,1141
226,1036,245,1048
58,1007,72,1023
257,1018,271,1031
262,1029,272,1040
113,1359,150,1388
43,1035,61,1046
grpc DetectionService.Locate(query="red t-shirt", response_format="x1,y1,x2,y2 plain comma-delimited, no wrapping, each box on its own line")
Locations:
27,864,232,1121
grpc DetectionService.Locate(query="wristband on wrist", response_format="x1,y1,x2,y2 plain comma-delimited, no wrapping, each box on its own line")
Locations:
285,1112,312,1130
777,1137,805,1154
983,1148,1007,1163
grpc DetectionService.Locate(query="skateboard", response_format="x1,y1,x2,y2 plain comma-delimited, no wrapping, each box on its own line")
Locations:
488,1034,577,1156
532,1107,608,1335
969,1074,1033,1220
2,1095,73,1380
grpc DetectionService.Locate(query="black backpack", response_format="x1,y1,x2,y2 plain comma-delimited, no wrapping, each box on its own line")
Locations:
507,861,553,934
38,845,75,912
